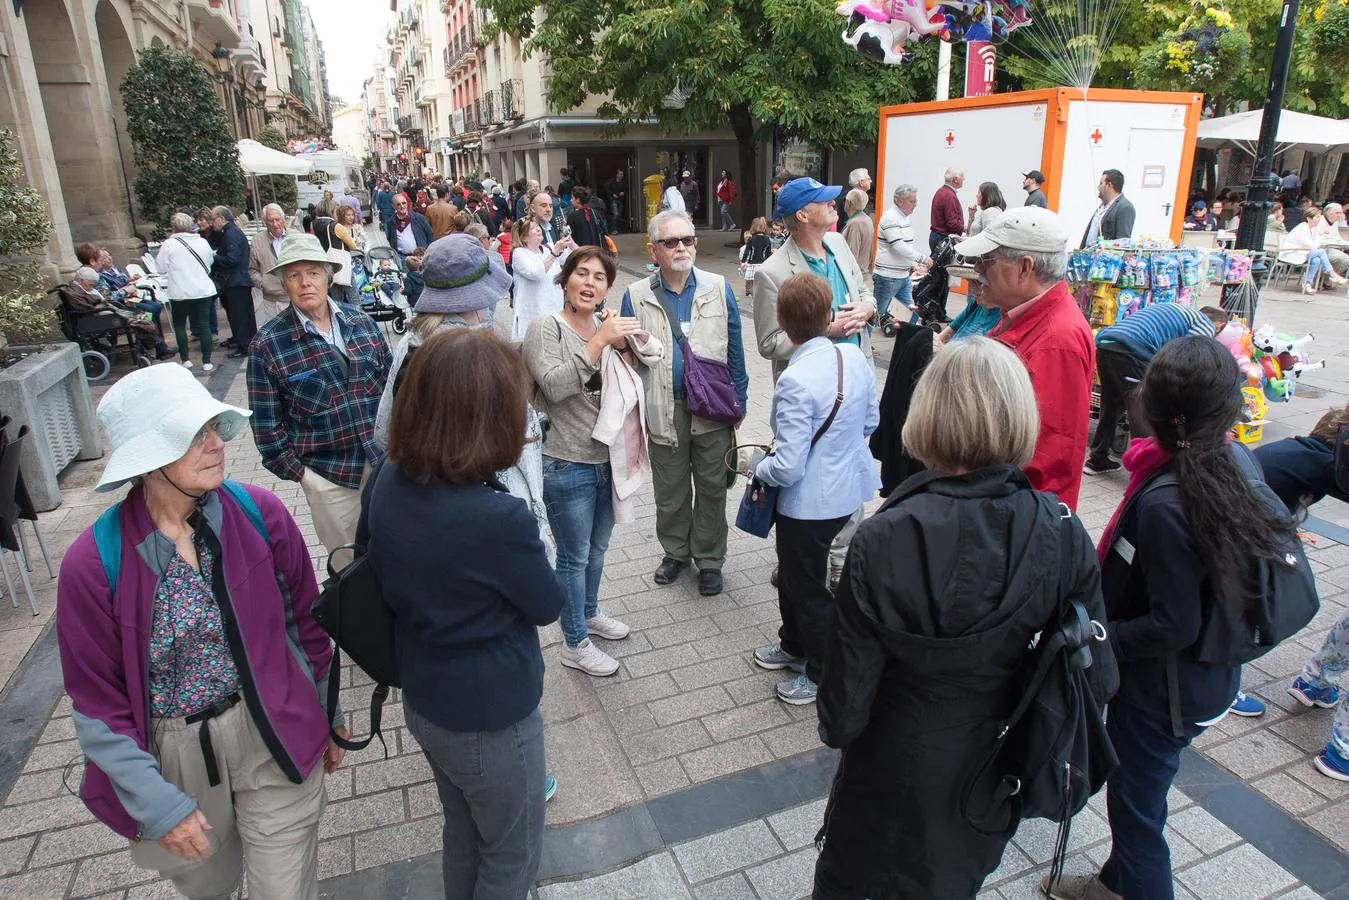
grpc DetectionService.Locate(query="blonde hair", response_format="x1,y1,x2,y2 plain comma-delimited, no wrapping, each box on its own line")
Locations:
411,312,446,340
749,216,770,236
903,337,1039,473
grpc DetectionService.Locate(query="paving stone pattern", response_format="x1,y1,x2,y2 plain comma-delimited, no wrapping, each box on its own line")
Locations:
0,233,1345,897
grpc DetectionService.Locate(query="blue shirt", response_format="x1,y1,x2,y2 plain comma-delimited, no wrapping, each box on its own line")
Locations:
801,248,861,347
949,296,1002,340
1096,302,1215,360
621,272,750,414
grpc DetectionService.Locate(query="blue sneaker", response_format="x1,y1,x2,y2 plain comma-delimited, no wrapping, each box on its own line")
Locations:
544,773,558,803
1289,676,1341,709
1229,691,1266,717
1314,744,1349,782
775,673,818,706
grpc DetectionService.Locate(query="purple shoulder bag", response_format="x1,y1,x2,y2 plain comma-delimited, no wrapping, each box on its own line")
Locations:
660,278,741,425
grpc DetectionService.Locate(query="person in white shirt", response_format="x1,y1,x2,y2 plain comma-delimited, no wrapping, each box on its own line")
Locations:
1315,202,1349,277
874,184,932,323
1279,206,1348,294
510,218,575,340
156,212,219,372
661,173,686,214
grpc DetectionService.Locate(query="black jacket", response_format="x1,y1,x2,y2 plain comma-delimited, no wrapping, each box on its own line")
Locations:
816,467,1111,899
211,222,252,289
566,205,605,248
870,322,935,496
1254,434,1349,514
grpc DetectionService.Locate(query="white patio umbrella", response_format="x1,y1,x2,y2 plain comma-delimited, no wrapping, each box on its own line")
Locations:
1196,109,1349,156
235,139,312,221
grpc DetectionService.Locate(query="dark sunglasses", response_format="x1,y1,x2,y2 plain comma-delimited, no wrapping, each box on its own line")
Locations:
656,236,698,249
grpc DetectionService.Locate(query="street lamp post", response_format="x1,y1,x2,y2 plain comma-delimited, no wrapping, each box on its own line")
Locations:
1232,0,1300,321
210,42,240,141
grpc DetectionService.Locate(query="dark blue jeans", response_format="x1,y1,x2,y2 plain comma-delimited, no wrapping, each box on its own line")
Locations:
541,458,615,648
1099,701,1204,900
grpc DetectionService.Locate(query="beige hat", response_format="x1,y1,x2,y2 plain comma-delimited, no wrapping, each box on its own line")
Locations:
955,206,1069,259
267,233,342,275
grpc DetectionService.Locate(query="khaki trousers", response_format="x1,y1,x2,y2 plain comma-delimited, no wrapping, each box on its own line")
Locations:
300,464,370,570
255,293,289,326
131,701,326,900
648,399,733,569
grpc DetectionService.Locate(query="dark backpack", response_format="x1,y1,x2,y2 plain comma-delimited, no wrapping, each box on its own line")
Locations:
961,506,1119,891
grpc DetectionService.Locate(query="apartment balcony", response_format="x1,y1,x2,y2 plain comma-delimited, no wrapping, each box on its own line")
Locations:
501,78,523,120
398,115,415,135
187,0,242,48
416,86,433,109
479,89,499,127
232,35,265,80
451,106,478,138
443,46,453,76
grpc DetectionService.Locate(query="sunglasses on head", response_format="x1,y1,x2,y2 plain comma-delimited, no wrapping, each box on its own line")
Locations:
656,236,697,249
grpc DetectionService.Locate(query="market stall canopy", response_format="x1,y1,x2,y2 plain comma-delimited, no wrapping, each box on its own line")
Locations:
236,139,313,176
1196,109,1349,156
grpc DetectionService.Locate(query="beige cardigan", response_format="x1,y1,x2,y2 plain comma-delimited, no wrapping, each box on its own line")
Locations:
592,331,664,524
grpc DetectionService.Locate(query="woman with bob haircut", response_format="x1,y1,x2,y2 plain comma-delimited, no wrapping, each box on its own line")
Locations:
813,337,1115,899
358,329,565,899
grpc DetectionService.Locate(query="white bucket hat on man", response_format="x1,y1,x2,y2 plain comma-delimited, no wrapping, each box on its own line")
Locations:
95,364,251,493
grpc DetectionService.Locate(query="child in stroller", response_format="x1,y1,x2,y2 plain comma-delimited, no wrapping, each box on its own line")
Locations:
362,246,409,334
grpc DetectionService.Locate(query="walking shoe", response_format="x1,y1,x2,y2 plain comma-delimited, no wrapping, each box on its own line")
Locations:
1040,872,1122,900
1289,676,1341,709
1302,281,1318,295
698,568,724,596
586,611,631,641
560,639,619,677
181,360,195,370
1229,691,1266,717
544,773,558,802
653,557,689,585
201,363,216,374
1083,456,1122,475
776,673,818,705
1314,744,1349,782
753,643,806,672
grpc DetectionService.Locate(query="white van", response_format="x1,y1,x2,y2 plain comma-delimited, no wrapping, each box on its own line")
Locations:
296,151,371,222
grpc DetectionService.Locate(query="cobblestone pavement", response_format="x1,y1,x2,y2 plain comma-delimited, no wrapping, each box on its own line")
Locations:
0,231,1346,898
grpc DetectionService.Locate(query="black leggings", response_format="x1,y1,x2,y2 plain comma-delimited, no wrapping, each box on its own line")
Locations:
171,297,214,364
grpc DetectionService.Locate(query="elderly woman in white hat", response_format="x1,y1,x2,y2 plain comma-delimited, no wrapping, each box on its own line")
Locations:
56,364,345,899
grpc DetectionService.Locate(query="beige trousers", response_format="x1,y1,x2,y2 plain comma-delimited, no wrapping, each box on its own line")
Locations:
131,701,326,900
300,463,371,570
255,294,289,326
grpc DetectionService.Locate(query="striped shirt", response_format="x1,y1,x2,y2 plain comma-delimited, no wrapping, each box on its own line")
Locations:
875,206,924,278
1096,302,1216,360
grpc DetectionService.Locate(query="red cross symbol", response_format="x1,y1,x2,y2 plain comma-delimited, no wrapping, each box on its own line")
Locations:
944,130,955,146
1090,128,1104,144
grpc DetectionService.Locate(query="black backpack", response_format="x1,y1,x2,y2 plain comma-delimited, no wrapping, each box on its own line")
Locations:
961,506,1119,891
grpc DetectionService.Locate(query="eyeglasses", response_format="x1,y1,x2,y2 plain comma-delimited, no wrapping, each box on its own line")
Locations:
656,236,697,249
191,418,224,446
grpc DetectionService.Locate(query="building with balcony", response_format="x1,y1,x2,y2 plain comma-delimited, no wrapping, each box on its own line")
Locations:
362,61,401,172
252,0,329,138
442,0,484,179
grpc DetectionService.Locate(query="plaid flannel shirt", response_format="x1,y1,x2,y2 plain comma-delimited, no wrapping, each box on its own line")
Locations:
246,302,391,488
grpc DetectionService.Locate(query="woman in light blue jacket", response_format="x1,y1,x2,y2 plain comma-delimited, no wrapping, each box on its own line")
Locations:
752,272,880,707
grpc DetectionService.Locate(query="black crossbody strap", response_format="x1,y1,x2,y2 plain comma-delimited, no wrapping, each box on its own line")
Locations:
811,346,845,447
174,236,212,278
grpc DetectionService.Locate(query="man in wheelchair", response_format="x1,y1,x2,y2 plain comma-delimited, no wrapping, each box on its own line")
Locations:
66,267,173,360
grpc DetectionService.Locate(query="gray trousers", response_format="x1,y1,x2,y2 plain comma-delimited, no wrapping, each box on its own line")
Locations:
405,704,545,900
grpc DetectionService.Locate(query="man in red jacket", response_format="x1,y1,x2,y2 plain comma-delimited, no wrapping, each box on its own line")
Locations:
956,207,1094,510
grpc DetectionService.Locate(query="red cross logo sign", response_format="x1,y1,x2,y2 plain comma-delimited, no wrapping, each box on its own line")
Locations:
1090,128,1104,144
944,130,955,148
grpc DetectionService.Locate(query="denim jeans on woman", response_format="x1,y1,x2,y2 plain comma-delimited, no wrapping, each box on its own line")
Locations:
1306,249,1334,285
720,202,736,230
542,457,615,648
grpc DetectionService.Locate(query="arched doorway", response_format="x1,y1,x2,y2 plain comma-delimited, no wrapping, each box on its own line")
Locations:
95,1,138,229
24,0,134,248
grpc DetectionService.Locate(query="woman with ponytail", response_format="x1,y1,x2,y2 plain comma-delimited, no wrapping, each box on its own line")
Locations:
1045,335,1297,900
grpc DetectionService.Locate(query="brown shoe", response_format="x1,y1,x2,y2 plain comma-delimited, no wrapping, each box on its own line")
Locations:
1040,873,1122,900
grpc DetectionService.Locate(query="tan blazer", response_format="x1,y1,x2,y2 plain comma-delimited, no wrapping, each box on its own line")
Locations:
753,230,875,382
248,230,287,303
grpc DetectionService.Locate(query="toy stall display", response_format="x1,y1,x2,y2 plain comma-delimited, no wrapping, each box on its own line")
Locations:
1067,241,1257,329
837,0,1031,65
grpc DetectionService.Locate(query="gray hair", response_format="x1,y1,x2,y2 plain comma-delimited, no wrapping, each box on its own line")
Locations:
463,223,489,241
893,184,917,204
1326,202,1344,216
212,205,234,223
848,168,870,187
943,166,964,183
996,246,1068,282
74,266,100,284
648,210,695,244
170,212,196,233
845,189,869,213
262,203,286,219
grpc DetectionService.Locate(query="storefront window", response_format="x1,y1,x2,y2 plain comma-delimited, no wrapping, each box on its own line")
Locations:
773,132,826,182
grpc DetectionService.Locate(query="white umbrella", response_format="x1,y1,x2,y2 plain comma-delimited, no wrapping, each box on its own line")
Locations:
236,139,313,175
1196,109,1349,156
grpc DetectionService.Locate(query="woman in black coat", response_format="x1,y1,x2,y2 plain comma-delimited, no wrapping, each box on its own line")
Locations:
813,337,1114,899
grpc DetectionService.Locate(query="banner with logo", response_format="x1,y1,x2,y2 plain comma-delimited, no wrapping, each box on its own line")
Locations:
965,41,996,97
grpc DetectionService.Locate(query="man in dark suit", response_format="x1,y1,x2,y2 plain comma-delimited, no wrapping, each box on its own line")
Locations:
1081,168,1136,247
211,205,257,356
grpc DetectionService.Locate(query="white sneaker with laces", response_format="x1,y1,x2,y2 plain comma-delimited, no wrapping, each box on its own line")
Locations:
181,360,194,370
560,639,619,677
586,611,631,641
202,363,216,373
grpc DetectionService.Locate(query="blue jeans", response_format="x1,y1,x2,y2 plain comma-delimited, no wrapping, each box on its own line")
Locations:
610,199,624,232
1302,610,1349,757
874,274,914,322
1099,702,1204,900
720,202,736,230
542,458,615,648
1306,249,1334,284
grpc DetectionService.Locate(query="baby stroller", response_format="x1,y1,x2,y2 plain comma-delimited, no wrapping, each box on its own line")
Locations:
880,237,957,336
361,246,408,334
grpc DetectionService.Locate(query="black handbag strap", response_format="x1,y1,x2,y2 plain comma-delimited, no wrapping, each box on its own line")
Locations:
174,235,212,278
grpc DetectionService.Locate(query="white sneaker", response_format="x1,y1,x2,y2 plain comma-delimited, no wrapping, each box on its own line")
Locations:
586,611,631,641
1302,282,1317,295
202,363,216,373
560,639,619,677
181,360,194,370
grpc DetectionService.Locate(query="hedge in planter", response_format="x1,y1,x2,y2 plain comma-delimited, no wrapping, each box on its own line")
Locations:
0,129,58,346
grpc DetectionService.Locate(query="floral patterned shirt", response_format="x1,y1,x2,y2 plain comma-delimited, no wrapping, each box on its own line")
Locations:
148,537,242,718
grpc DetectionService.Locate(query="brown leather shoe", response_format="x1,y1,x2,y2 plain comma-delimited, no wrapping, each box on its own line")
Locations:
1040,873,1122,900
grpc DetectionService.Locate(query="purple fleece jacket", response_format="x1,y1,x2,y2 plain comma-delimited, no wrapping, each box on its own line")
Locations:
57,483,334,840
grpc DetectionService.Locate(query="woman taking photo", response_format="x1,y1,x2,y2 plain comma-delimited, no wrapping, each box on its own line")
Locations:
58,364,343,898
510,217,573,340
1045,336,1299,900
156,212,219,373
523,248,639,677
750,272,880,707
361,330,564,898
813,337,1112,899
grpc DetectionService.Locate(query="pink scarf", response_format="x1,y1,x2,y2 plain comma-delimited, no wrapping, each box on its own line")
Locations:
1096,436,1173,565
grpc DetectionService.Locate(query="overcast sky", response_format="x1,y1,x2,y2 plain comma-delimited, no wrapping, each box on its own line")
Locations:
307,0,394,107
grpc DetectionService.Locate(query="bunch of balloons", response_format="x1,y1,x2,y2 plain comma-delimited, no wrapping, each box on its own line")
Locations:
837,0,1031,65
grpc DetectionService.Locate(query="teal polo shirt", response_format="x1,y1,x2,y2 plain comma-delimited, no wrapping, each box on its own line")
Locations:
802,248,860,347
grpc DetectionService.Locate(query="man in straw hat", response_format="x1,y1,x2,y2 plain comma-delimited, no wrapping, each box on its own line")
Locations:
247,234,391,563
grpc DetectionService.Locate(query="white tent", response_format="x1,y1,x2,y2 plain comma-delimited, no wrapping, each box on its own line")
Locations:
1196,109,1349,156
236,139,313,176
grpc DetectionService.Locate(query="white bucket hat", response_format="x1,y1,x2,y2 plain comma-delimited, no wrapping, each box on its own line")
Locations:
95,364,251,493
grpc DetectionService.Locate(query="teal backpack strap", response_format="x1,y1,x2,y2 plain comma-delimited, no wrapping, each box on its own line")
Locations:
92,502,124,592
220,480,269,545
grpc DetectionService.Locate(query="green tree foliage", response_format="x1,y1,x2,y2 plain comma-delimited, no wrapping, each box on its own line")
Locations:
0,130,57,343
120,46,244,234
477,0,931,217
256,125,299,212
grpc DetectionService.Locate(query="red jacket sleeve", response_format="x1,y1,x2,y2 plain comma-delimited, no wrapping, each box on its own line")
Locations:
1021,342,1094,510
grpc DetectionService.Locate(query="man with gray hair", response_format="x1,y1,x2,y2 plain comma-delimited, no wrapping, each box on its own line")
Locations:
1317,202,1349,276
620,210,749,597
955,206,1094,510
874,185,932,323
930,166,966,251
210,205,257,355
249,203,290,324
